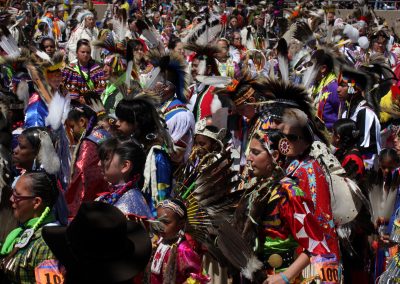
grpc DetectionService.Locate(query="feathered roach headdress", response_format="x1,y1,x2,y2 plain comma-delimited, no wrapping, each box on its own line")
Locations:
358,54,396,115
251,78,329,144
185,42,220,77
146,51,188,103
215,72,274,107
182,10,222,45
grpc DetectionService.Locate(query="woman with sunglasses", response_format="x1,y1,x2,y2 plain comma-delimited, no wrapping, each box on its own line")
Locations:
0,172,60,284
62,39,106,103
263,79,340,264
239,128,338,284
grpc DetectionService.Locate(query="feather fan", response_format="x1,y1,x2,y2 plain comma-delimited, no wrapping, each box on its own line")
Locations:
182,14,222,45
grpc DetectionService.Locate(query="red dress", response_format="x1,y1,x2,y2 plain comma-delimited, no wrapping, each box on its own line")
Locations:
65,128,110,218
286,157,340,261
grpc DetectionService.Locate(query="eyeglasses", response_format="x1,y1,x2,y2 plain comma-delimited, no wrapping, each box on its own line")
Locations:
234,38,241,40
11,189,36,203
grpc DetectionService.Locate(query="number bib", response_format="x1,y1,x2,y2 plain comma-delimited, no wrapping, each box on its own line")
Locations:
312,256,340,284
35,259,65,284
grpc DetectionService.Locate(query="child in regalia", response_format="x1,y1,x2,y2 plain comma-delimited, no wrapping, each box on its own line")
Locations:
150,199,209,284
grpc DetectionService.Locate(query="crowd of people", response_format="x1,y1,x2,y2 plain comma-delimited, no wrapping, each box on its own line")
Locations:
1,0,400,283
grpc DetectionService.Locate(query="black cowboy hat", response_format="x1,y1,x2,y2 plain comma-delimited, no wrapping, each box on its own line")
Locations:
42,202,152,284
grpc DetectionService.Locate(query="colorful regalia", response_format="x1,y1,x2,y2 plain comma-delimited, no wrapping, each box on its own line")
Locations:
311,72,340,130
237,175,337,280
24,92,48,128
150,238,209,284
97,180,152,218
188,84,215,122
0,209,59,284
65,126,111,218
161,97,195,144
342,99,381,166
142,145,173,217
62,60,107,101
286,157,340,261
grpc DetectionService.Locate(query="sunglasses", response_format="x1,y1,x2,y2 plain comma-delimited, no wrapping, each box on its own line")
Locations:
12,189,36,203
281,132,303,142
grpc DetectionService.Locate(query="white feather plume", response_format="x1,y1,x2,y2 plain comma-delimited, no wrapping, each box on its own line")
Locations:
302,63,318,89
16,80,29,110
278,55,289,82
125,60,133,89
37,132,60,174
35,50,52,63
45,92,69,130
195,75,232,87
241,255,263,281
358,36,369,50
211,95,222,114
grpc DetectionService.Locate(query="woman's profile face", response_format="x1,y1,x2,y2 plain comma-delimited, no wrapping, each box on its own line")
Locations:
77,44,91,65
13,135,37,170
10,175,39,223
85,16,95,29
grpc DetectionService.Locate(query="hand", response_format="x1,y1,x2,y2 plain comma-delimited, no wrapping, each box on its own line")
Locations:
263,274,287,284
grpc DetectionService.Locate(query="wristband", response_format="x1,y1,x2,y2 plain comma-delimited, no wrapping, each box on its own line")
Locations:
280,272,290,284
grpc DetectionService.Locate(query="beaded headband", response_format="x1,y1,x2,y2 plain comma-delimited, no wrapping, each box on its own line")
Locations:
233,87,255,106
157,200,185,218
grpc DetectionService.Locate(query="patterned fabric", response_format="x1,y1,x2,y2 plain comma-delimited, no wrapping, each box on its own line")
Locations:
62,60,106,100
24,93,48,128
161,98,195,144
97,180,153,218
286,158,340,260
66,129,111,218
2,228,56,284
258,177,332,260
311,73,340,130
188,85,215,122
101,82,124,115
143,148,173,217
150,240,209,284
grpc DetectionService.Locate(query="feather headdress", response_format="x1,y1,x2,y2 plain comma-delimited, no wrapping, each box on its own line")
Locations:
215,72,275,107
185,43,221,77
146,51,188,103
182,12,222,45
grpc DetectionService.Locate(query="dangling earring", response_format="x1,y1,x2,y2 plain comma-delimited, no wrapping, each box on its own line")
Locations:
32,158,37,171
278,138,291,155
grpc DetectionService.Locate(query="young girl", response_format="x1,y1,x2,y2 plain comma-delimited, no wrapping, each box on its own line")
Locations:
151,199,209,284
97,138,152,218
332,118,365,181
115,96,172,216
65,104,111,218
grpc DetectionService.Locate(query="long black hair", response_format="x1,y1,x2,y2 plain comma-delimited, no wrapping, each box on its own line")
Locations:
333,118,360,149
115,99,158,141
115,140,146,185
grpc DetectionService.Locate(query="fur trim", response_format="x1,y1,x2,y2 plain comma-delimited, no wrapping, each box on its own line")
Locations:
16,80,29,109
241,255,263,280
358,36,369,50
37,132,60,174
211,95,222,114
45,92,69,130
